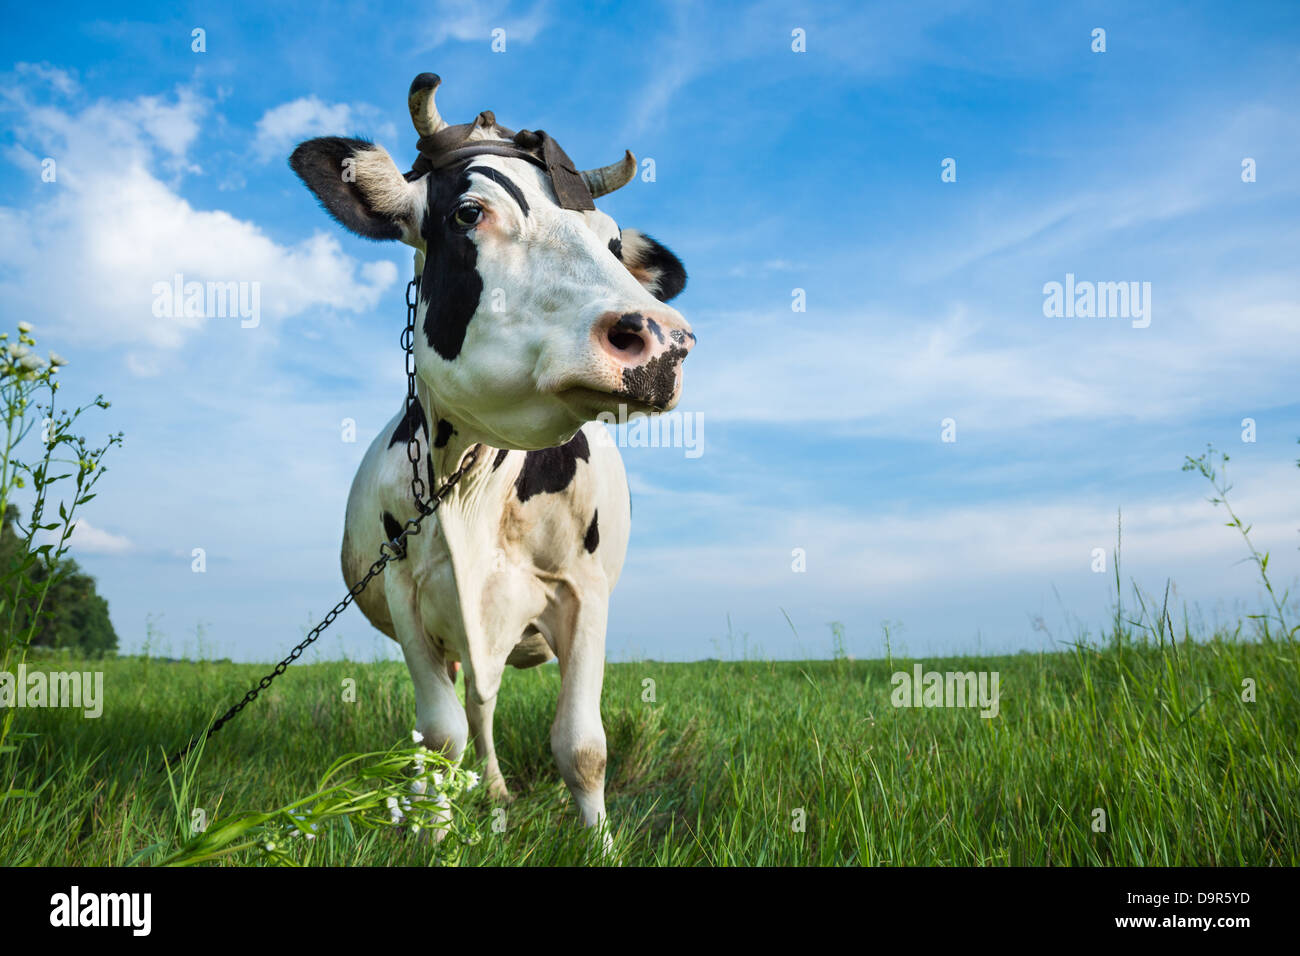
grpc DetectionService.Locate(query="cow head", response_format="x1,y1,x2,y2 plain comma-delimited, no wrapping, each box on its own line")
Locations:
290,73,694,451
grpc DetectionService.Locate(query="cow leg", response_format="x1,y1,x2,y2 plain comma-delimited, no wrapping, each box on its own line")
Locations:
460,573,542,805
548,578,610,841
388,576,466,839
465,690,512,802
400,636,466,760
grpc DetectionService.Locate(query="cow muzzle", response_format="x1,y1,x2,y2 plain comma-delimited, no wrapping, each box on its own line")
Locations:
593,309,695,410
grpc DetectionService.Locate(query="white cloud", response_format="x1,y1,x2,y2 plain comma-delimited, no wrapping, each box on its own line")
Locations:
67,519,133,555
0,82,400,354
252,96,399,162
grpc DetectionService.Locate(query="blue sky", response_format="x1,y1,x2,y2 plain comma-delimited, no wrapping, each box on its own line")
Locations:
2,0,1298,663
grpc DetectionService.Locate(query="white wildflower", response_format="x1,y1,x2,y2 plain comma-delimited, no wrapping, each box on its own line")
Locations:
17,322,32,333
465,770,481,790
386,795,405,825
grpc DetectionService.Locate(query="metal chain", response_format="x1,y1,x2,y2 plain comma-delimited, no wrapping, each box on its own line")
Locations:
403,275,433,516
163,276,477,769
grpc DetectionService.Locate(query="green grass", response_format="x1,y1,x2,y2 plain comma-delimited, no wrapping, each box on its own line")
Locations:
3,627,1298,865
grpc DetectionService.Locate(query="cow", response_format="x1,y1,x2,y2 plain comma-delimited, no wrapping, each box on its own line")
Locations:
289,73,694,843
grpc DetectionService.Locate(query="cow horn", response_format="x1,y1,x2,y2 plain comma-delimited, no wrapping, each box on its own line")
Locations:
580,150,637,198
409,73,448,137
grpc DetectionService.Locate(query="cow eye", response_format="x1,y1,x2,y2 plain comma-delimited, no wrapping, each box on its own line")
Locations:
451,201,483,229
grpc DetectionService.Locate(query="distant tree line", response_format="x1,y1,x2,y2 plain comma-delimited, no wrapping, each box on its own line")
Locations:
1,507,117,655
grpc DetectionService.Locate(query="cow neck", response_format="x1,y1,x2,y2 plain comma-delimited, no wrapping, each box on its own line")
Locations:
414,376,490,504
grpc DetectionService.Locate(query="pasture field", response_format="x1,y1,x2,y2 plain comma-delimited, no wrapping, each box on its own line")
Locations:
2,627,1297,866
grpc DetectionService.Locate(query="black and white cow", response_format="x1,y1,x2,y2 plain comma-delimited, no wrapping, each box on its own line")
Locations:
290,74,693,839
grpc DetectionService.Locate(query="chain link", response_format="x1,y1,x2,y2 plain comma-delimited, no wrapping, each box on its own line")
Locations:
163,277,477,769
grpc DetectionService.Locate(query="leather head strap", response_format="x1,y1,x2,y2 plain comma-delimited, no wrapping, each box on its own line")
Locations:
408,117,595,211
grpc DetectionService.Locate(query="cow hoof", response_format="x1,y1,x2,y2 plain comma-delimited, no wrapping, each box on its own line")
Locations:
488,778,515,803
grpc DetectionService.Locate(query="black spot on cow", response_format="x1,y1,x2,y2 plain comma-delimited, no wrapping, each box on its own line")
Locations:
434,418,455,448
492,447,509,471
421,166,484,360
389,398,428,448
514,430,590,503
382,511,403,543
466,165,529,217
583,510,600,553
608,237,623,260
644,316,665,345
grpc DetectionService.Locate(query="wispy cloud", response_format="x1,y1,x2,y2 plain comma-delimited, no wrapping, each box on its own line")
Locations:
726,258,801,278
13,61,77,96
416,0,549,50
683,284,1300,432
613,458,1300,659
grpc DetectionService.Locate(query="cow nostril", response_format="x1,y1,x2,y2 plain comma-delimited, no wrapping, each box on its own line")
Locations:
607,329,645,358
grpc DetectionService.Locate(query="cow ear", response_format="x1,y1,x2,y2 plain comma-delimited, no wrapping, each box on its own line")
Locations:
289,137,422,243
618,229,687,302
